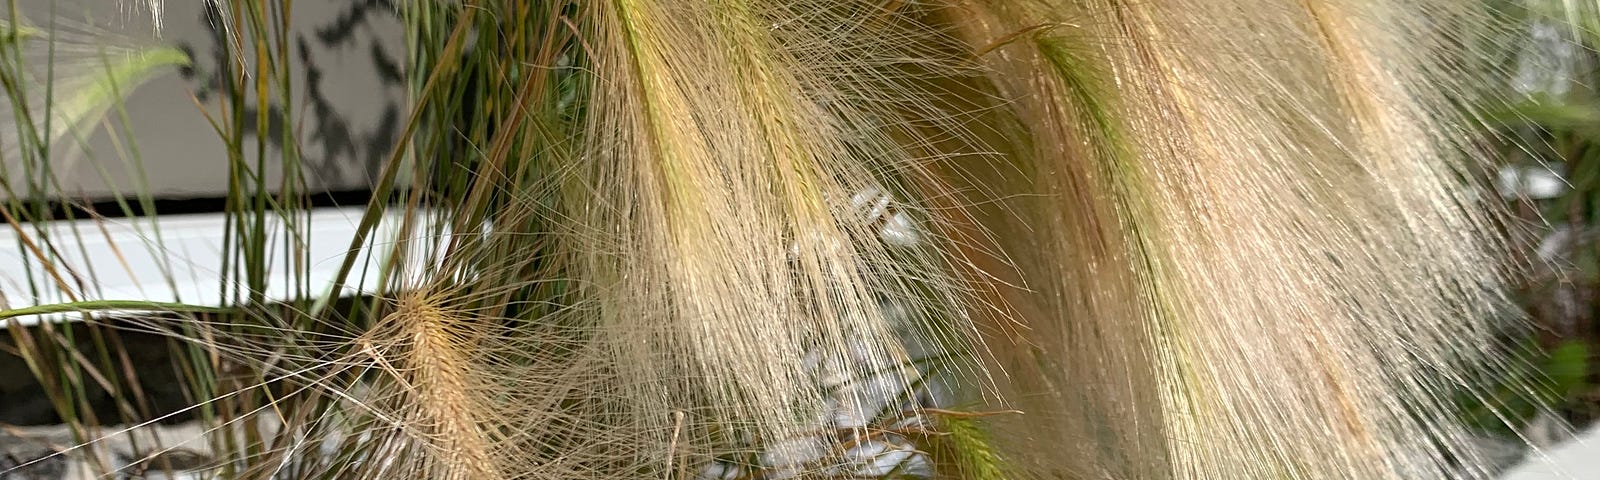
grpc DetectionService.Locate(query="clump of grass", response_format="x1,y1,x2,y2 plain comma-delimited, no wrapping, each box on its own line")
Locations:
0,0,1544,479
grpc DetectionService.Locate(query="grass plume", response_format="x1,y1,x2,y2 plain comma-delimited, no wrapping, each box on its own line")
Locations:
944,0,1524,478
364,288,503,479
563,0,989,475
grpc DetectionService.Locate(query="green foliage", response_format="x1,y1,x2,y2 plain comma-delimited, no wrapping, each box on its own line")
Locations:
1460,340,1591,435
937,414,1009,480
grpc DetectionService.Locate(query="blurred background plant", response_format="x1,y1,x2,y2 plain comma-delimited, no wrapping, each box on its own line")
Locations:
1466,0,1600,447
